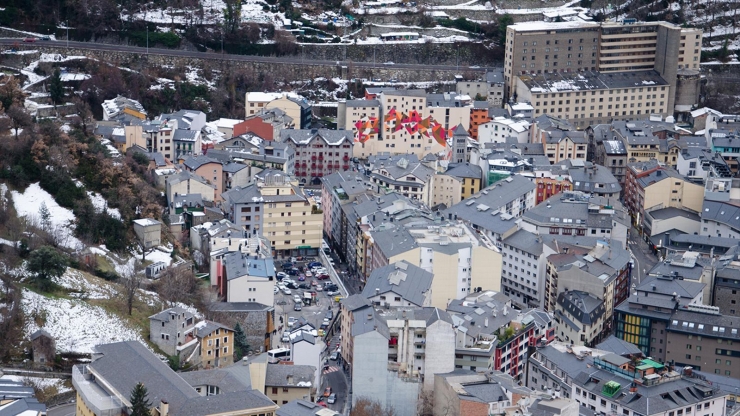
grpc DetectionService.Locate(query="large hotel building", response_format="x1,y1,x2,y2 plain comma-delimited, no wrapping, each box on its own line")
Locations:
503,21,702,127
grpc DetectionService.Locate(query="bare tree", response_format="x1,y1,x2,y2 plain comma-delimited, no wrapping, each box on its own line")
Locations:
120,261,142,316
351,397,396,416
155,265,201,308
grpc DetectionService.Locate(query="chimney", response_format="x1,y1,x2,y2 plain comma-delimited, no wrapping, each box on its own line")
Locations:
376,288,380,296
629,382,637,393
368,313,373,320
683,366,693,377
160,400,169,416
287,375,294,385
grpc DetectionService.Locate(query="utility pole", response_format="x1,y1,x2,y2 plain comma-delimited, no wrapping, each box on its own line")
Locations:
66,21,69,48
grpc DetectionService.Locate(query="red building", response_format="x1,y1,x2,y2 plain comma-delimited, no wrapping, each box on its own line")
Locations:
534,177,573,204
281,129,354,182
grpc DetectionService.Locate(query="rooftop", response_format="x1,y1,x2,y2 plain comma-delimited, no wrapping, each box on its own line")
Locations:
362,261,433,307
520,70,669,94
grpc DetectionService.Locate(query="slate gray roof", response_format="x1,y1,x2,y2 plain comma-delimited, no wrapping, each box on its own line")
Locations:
194,320,233,338
209,302,274,312
446,162,482,180
276,399,342,416
524,191,629,229
183,155,219,171
647,207,700,222
223,183,308,205
371,155,435,183
222,162,248,173
30,329,53,341
362,261,433,307
556,291,605,325
636,275,705,301
177,390,276,416
280,128,353,145
0,379,37,399
174,129,198,142
566,161,621,194
341,294,372,312
446,294,515,338
443,175,535,233
345,99,380,108
573,366,722,416
0,397,46,415
148,152,167,166
504,229,544,256
370,226,418,258
668,308,740,340
352,308,390,339
701,200,740,230
89,341,199,412
486,70,505,84
167,170,215,189
520,70,668,93
264,364,315,388
149,307,195,323
596,335,643,356
381,89,426,97
223,251,276,280
635,168,684,189
179,368,251,392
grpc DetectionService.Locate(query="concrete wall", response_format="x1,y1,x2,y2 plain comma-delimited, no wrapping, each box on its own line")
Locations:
424,319,456,391
291,339,324,388
227,275,275,304
471,245,502,292
352,331,391,408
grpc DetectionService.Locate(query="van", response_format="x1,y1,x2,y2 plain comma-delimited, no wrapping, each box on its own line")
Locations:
325,310,333,320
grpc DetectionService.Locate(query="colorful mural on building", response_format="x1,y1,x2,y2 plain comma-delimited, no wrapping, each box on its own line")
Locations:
383,108,448,147
354,116,380,143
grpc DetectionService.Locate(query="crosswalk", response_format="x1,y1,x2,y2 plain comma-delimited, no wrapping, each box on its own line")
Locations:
323,365,340,375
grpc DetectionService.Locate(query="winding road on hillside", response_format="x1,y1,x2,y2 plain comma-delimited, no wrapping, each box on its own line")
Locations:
0,38,491,73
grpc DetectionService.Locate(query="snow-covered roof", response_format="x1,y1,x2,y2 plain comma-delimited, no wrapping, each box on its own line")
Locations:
215,118,243,129
246,92,283,103
509,21,599,31
510,102,534,111
485,117,531,133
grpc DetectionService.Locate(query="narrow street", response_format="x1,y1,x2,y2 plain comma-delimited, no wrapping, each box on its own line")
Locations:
627,225,659,285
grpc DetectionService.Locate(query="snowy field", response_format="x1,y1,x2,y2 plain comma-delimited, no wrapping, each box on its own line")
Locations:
22,288,145,354
11,183,84,251
53,268,120,300
87,191,122,220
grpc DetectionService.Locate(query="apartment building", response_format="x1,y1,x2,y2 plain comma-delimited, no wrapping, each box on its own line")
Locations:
503,20,702,105
614,274,705,359
444,175,536,246
447,291,554,379
377,90,447,158
240,108,294,140
362,260,434,308
219,252,276,305
520,191,630,249
320,171,374,257
710,129,740,174
337,99,381,158
149,307,197,356
478,116,531,145
434,370,541,416
594,138,628,185
608,119,684,167
339,299,456,414
280,128,353,183
455,70,505,107
222,170,323,256
469,102,491,140
245,92,311,128
366,221,502,308
370,155,435,206
713,246,740,317
426,93,473,133
554,290,607,347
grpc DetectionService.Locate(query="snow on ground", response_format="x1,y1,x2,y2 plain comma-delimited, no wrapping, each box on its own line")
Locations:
126,0,286,26
144,246,174,266
11,183,84,251
0,375,72,393
87,191,121,220
19,61,46,90
53,268,120,300
22,288,145,354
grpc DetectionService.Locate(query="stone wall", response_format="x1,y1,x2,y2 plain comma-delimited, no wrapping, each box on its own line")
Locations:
2,44,495,83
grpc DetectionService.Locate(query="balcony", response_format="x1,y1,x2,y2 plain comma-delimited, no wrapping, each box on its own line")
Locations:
311,155,317,161
343,165,350,170
72,365,124,416
343,155,350,161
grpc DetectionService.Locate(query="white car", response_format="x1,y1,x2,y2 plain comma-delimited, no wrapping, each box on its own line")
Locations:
281,331,290,342
282,278,295,285
282,288,292,295
288,317,298,328
274,286,279,294
383,61,395,65
293,295,302,304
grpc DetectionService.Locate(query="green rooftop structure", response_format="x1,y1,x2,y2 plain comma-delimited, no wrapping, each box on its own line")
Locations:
602,381,621,397
636,359,665,371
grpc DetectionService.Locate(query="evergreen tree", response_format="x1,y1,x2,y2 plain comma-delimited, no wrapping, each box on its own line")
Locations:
129,382,151,416
39,202,51,232
233,322,249,360
49,68,64,105
27,246,68,291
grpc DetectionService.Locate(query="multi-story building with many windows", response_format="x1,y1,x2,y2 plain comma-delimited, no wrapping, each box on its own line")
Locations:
222,170,323,256
503,21,702,127
280,129,353,184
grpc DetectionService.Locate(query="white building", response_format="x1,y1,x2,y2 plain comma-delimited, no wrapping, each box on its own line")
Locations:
289,331,326,389
478,117,531,145
220,252,276,305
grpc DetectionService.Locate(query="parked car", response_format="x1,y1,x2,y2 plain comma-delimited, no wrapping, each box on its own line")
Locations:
286,282,299,289
316,285,323,292
281,331,290,342
304,271,313,278
317,274,330,280
311,280,318,287
293,295,302,303
277,272,288,280
326,310,334,320
308,261,322,268
23,37,37,42
40,36,51,41
327,290,340,296
288,317,297,328
330,351,338,360
297,283,309,289
282,277,295,284
298,275,306,281
287,269,299,276
282,262,293,269
273,286,279,294
327,393,337,404
282,288,291,295
323,387,332,397
294,303,302,311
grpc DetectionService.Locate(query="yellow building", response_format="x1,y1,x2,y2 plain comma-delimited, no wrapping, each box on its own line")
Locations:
193,321,234,369
261,178,323,257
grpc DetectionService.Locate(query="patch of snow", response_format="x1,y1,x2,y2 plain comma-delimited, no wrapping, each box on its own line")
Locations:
87,191,122,220
22,288,145,354
11,183,84,251
0,375,72,393
53,268,119,300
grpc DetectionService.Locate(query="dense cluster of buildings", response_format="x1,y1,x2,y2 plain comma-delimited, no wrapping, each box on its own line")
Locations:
51,14,740,416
